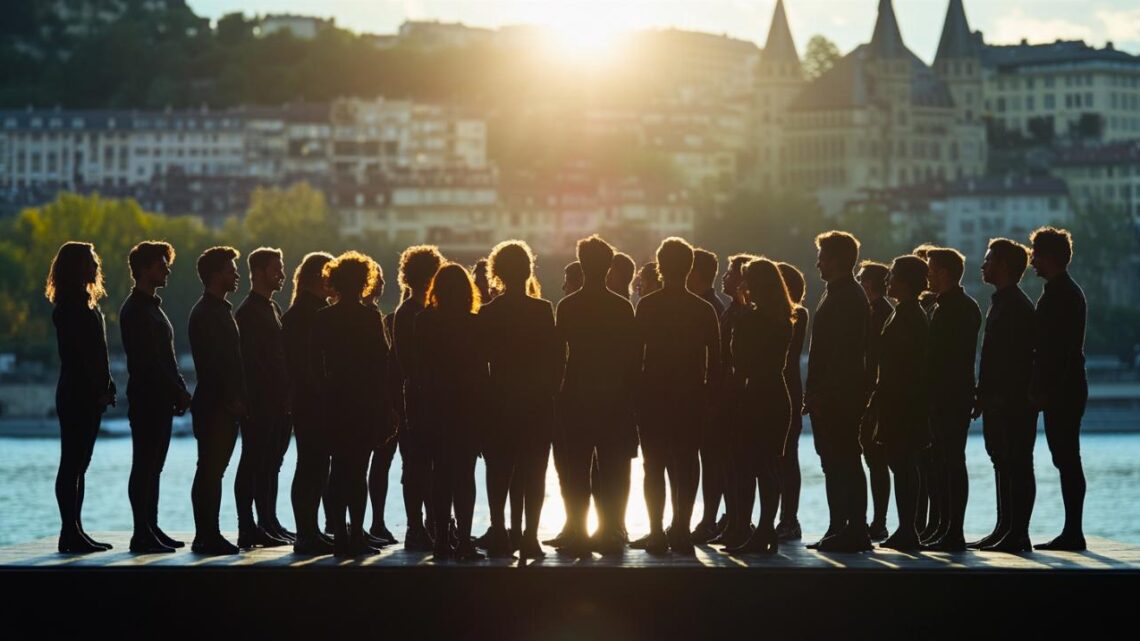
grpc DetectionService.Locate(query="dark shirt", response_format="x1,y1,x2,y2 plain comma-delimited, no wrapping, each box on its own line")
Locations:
784,305,808,416
413,308,485,439
636,286,722,392
719,300,746,383
120,288,187,410
1033,271,1088,406
480,292,561,404
976,285,1036,414
872,299,930,450
556,284,639,407
281,291,326,419
313,301,388,431
805,274,869,414
699,288,727,320
53,296,116,410
188,292,247,415
236,291,290,420
864,296,895,396
927,285,982,415
393,297,426,429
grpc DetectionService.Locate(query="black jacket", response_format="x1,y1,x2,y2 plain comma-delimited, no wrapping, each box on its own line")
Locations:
872,299,930,451
1033,271,1088,407
864,296,895,397
281,291,326,420
236,291,290,420
53,296,116,412
806,274,869,415
977,285,1036,414
927,286,982,415
120,288,187,411
188,292,247,415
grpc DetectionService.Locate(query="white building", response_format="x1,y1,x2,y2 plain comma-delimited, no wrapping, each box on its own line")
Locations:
1052,141,1140,223
942,175,1071,262
258,14,333,40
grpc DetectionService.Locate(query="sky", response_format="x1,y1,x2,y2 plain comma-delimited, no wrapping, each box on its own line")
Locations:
186,0,1140,61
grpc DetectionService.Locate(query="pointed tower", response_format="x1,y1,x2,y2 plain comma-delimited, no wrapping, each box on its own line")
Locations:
753,0,804,190
933,0,983,125
863,0,912,190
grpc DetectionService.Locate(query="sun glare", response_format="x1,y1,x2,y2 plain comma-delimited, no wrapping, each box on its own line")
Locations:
528,4,633,63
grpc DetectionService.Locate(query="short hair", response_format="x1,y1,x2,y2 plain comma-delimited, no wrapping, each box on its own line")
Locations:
291,251,334,305
45,241,105,306
576,234,615,280
322,250,382,299
926,247,966,283
397,245,445,296
129,241,175,282
728,253,758,274
814,231,860,271
777,262,806,304
857,260,890,295
488,239,540,296
247,247,283,274
655,236,695,281
609,252,636,283
912,243,938,260
427,262,480,313
637,262,661,291
1030,226,1073,266
196,246,239,286
987,238,1030,282
691,248,719,282
890,255,929,295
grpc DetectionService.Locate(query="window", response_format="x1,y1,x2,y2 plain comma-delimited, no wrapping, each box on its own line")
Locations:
1045,95,1055,109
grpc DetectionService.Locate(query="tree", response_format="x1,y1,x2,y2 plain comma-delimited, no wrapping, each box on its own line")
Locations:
242,182,341,300
802,35,841,81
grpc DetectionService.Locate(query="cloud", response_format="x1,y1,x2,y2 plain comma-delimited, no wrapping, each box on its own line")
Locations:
1095,8,1140,44
988,7,1093,45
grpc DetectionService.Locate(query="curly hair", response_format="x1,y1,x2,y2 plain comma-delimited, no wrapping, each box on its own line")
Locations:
128,241,175,282
323,250,382,300
45,242,106,307
427,262,481,314
196,246,240,286
744,257,795,324
1030,226,1074,266
397,245,444,301
290,251,334,305
488,239,541,297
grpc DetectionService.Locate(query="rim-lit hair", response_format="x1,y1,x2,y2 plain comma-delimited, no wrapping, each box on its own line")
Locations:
891,255,929,295
777,261,806,305
577,235,615,280
656,237,695,281
488,239,541,297
637,261,661,290
427,262,481,314
1029,226,1074,266
397,245,445,301
291,251,334,305
196,246,239,286
987,238,1030,282
926,247,966,283
857,260,890,295
744,257,795,324
248,247,283,274
128,241,175,282
912,243,937,260
814,231,860,272
691,248,719,281
45,242,106,307
608,252,636,296
323,250,382,300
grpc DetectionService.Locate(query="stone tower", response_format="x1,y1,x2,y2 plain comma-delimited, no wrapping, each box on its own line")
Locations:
752,0,803,190
933,0,984,125
865,0,912,189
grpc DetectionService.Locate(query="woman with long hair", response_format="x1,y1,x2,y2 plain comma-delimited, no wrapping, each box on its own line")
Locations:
46,242,117,553
727,257,794,555
776,261,808,541
312,251,389,556
477,241,559,558
414,262,487,561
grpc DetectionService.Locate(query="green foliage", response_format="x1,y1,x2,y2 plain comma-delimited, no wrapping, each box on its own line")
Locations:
802,35,841,81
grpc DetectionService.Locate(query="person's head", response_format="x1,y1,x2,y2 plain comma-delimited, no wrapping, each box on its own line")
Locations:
427,262,481,314
128,241,175,290
778,262,806,306
743,257,794,324
247,246,285,294
982,238,1030,288
655,236,694,284
45,242,105,307
291,251,335,304
1029,226,1073,280
472,258,494,302
724,254,756,301
635,262,662,298
814,231,860,281
577,234,615,284
926,247,966,294
607,252,636,298
687,248,719,293
197,246,241,294
489,240,540,296
323,251,382,303
398,245,445,302
563,261,583,295
856,260,889,301
887,255,928,301
912,243,937,261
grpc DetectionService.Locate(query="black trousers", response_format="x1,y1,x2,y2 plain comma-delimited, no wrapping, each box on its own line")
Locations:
329,431,373,540
1044,389,1088,534
191,408,240,538
235,413,288,530
430,438,477,542
128,402,174,535
399,424,433,529
811,408,867,531
56,404,102,535
983,408,1037,536
369,435,398,529
291,411,331,538
931,412,971,538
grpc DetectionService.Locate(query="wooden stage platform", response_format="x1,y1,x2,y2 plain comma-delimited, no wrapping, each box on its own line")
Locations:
4,532,1138,638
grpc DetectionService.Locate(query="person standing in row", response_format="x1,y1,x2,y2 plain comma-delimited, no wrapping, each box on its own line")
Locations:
804,231,872,552
689,248,729,543
776,261,808,542
120,241,192,554
598,250,638,546
187,246,247,555
545,260,585,548
857,260,894,542
234,247,293,546
924,248,982,551
1030,227,1088,551
872,256,931,551
479,241,560,557
726,258,793,555
313,252,390,557
48,242,117,554
369,304,401,547
973,239,1038,553
282,252,335,555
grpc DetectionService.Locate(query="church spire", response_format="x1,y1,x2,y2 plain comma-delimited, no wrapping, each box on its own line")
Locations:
935,0,978,62
868,0,907,59
763,0,800,63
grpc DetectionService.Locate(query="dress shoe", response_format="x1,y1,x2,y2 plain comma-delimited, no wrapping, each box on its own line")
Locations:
293,535,335,555
192,535,240,556
628,532,652,550
404,524,434,551
776,520,802,542
879,533,923,551
668,528,695,556
689,520,720,544
58,533,106,554
1034,533,1086,552
589,531,626,555
130,532,176,554
77,527,113,550
152,526,185,549
335,535,380,558
543,525,573,547
365,532,391,548
967,529,1005,550
727,527,778,555
265,524,296,543
519,533,546,559
370,524,398,545
643,531,669,556
237,526,289,549
806,527,840,550
483,527,514,558
555,533,593,558
986,533,1034,553
868,521,890,542
817,527,873,553
454,541,485,561
716,525,755,549
924,535,967,552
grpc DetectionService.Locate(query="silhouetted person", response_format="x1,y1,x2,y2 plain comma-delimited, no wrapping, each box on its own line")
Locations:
120,241,191,554
478,241,561,558
188,246,247,555
283,252,336,555
556,236,639,556
635,261,662,302
857,260,894,541
393,245,446,551
1029,227,1088,551
726,258,794,555
473,258,497,303
804,231,872,552
563,261,584,297
414,263,487,561
689,248,729,543
776,261,808,542
636,237,721,555
48,242,117,554
546,260,584,547
911,244,939,532
314,252,390,557
368,308,401,546
871,256,931,551
924,248,982,551
234,247,293,545
973,238,1038,553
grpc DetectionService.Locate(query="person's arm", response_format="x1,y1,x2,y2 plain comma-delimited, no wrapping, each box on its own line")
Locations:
540,302,562,398
703,304,723,392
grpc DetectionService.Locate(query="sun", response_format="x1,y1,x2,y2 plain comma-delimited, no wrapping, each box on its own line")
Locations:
526,4,633,63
